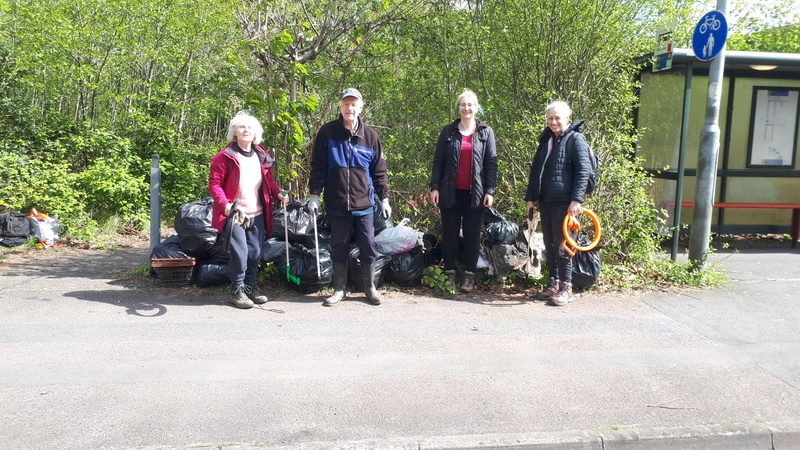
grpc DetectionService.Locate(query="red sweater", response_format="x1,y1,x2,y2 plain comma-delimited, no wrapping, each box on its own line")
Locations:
455,134,473,190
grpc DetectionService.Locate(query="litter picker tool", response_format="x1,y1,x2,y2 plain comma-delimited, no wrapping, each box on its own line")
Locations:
283,191,300,285
312,202,321,278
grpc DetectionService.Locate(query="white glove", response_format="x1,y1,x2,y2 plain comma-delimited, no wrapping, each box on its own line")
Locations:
308,195,320,214
232,204,249,228
380,198,391,219
225,202,244,217
233,210,250,228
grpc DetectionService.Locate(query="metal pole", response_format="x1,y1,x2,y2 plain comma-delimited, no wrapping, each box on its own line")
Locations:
689,0,728,268
671,61,693,261
150,154,161,251
716,77,737,236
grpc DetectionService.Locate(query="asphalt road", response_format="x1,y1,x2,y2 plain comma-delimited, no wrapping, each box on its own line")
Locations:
1,241,799,449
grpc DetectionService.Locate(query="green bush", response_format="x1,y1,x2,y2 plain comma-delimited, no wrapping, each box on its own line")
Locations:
74,155,149,229
156,143,216,217
0,143,91,235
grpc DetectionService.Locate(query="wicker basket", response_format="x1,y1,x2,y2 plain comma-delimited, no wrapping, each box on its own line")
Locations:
151,257,195,287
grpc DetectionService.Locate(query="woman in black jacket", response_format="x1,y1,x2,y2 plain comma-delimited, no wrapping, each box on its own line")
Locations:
525,101,592,306
430,89,498,292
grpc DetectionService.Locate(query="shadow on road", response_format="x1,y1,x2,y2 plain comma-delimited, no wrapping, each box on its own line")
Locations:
0,247,150,280
2,242,546,313
63,285,291,317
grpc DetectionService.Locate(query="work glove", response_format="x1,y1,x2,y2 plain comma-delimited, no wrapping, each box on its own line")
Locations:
380,198,391,219
232,205,250,228
308,195,320,215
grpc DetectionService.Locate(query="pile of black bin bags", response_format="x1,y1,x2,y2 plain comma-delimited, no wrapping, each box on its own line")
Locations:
480,207,599,289
480,207,528,279
150,198,428,293
151,199,597,293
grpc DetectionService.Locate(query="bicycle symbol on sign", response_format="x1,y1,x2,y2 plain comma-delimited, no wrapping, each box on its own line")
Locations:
699,14,721,34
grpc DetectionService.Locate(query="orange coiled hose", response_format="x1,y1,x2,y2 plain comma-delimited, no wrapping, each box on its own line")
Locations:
562,209,602,256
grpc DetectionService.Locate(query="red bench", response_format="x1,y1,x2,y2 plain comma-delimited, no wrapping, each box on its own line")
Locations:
663,201,800,248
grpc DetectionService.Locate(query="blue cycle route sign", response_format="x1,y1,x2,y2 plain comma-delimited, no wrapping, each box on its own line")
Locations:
692,11,728,61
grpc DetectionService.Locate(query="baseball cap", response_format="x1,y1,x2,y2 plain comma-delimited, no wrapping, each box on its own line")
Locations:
340,88,363,100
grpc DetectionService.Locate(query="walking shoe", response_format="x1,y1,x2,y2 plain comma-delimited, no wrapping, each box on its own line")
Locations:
549,283,574,306
459,270,475,293
230,284,254,309
535,277,560,300
245,282,268,304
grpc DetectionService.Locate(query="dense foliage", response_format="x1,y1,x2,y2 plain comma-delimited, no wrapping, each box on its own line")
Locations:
1,0,797,284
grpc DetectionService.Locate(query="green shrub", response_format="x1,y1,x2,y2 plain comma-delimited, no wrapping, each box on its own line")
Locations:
75,156,149,229
0,145,92,236
423,266,457,296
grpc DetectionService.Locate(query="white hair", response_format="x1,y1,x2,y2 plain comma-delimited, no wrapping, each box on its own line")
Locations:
545,100,572,119
226,112,263,145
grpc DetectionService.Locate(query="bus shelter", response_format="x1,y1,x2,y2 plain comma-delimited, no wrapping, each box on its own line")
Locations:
636,49,800,256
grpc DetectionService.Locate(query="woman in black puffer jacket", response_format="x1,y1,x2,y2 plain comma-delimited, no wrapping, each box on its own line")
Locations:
525,101,592,306
430,89,498,292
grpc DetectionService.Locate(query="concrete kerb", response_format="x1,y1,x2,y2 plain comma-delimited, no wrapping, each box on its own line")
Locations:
768,421,800,450
598,423,772,449
130,421,800,450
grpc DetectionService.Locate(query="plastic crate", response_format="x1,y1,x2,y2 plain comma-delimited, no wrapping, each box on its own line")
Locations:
151,257,195,287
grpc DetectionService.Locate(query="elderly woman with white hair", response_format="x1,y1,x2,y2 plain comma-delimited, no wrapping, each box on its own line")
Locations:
209,112,286,309
525,101,593,306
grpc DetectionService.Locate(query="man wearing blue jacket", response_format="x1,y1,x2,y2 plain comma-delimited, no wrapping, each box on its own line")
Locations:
308,88,391,307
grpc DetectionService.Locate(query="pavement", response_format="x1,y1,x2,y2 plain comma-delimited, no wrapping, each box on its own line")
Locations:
0,239,799,450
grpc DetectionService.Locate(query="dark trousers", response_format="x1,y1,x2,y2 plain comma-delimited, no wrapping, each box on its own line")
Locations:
440,189,485,272
228,214,266,285
539,200,572,284
328,213,378,265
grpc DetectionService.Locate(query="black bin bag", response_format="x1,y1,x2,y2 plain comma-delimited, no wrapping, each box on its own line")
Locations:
174,198,218,256
483,207,519,245
278,242,333,294
347,254,392,291
194,263,229,287
272,200,314,243
387,245,425,287
571,231,601,289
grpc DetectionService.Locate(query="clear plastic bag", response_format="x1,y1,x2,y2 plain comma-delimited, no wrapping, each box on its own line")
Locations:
26,208,62,247
375,218,423,256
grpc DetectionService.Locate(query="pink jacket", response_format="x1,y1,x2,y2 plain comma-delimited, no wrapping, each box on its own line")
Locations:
209,143,280,236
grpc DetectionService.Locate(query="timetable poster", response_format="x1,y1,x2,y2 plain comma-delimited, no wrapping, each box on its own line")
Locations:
749,88,799,168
